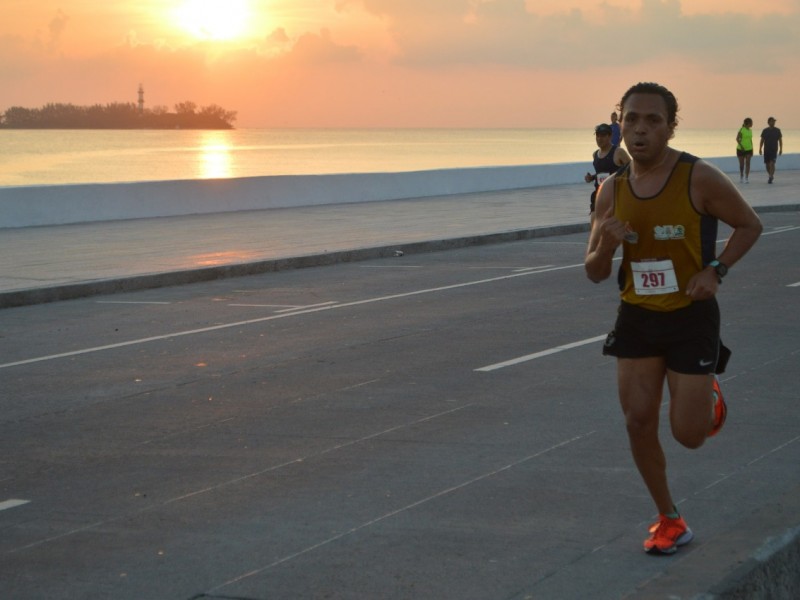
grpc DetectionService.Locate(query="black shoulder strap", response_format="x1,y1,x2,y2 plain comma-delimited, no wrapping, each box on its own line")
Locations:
679,151,699,164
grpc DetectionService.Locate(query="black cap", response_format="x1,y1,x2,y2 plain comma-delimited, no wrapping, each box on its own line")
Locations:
768,116,777,122
595,123,612,135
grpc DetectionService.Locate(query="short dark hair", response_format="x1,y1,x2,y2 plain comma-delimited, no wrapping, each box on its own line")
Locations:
617,82,679,126
595,123,613,135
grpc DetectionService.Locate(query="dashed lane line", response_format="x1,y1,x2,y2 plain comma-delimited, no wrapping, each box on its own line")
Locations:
207,430,595,594
0,499,30,512
5,405,473,554
0,263,582,370
475,334,608,372
95,300,171,305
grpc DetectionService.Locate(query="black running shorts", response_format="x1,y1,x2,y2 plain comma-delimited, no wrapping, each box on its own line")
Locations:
602,299,721,375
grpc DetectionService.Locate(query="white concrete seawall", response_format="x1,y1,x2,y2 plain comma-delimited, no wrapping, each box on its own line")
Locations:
2,154,798,228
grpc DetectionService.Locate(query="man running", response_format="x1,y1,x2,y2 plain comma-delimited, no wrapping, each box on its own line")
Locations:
584,82,762,554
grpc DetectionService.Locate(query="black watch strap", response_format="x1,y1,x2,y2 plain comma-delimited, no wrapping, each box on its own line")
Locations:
709,260,728,282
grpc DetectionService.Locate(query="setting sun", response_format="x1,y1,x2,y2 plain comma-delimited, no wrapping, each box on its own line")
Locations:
174,0,252,41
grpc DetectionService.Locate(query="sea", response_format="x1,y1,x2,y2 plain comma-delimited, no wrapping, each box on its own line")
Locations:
0,128,793,188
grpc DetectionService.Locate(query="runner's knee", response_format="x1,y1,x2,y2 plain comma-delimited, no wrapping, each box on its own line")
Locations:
672,423,707,449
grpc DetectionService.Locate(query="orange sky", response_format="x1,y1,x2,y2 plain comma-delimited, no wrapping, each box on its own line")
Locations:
2,0,798,129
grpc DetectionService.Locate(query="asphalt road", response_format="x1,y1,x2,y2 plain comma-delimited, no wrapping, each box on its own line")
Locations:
1,213,799,599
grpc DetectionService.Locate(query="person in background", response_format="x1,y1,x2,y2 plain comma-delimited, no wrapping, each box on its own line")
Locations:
735,118,753,183
610,111,622,146
759,117,783,184
585,82,762,555
585,123,631,224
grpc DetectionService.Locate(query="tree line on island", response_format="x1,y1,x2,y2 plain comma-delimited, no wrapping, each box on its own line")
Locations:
0,101,237,129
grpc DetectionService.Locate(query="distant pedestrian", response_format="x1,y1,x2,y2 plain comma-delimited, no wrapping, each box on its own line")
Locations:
610,112,621,146
735,118,753,183
584,123,631,224
759,117,783,184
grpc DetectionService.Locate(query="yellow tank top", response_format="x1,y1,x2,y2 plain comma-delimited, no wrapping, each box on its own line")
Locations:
614,153,718,311
737,127,753,152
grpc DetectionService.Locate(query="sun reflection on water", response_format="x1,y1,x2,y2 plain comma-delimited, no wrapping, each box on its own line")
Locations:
198,131,233,179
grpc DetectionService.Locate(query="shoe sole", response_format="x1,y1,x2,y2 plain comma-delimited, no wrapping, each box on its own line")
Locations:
645,529,694,555
711,397,727,436
709,379,727,437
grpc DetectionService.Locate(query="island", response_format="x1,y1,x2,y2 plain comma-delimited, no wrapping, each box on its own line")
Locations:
0,99,236,130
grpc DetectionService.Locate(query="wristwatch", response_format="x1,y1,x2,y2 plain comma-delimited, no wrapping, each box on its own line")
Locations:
708,259,728,282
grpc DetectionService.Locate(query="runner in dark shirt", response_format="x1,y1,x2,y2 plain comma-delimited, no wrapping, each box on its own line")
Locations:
584,123,630,223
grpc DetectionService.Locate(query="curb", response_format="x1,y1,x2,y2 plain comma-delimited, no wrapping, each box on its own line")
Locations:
628,483,800,599
3,202,798,310
0,223,588,309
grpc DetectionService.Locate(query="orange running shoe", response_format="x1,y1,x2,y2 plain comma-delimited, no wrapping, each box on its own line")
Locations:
644,514,694,554
709,376,727,437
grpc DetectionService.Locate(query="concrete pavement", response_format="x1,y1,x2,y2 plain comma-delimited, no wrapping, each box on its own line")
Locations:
1,170,799,598
1,170,798,309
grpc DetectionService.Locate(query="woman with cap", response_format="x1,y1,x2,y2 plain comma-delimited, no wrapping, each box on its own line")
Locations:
585,123,631,223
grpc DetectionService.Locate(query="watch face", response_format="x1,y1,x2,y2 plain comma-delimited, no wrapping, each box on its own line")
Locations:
715,263,728,277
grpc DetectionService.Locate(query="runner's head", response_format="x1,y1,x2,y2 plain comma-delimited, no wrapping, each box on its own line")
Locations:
617,82,679,129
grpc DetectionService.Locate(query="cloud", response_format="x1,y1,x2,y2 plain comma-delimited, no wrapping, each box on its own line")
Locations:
47,9,69,52
343,0,800,73
2,0,799,128
0,25,364,121
267,28,290,45
286,28,362,64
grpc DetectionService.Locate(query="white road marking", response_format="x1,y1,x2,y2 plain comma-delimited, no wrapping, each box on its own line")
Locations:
226,302,339,311
475,334,608,372
95,301,171,305
227,303,300,308
513,265,555,272
466,265,554,271
0,263,583,370
695,434,800,494
6,405,474,554
208,430,595,593
274,301,339,313
726,225,797,284
761,226,800,236
0,499,30,511
340,378,382,391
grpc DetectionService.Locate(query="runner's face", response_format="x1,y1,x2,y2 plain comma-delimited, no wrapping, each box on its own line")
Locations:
621,93,675,164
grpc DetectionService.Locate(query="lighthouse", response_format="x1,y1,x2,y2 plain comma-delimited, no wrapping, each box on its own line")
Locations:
137,84,144,114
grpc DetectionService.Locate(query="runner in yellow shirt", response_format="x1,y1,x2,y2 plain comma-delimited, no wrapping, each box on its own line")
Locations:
585,82,762,555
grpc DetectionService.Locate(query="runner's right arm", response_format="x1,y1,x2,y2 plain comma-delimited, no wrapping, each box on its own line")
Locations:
585,177,625,283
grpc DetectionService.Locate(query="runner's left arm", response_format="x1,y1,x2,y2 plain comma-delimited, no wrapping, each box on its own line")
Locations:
684,160,763,300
